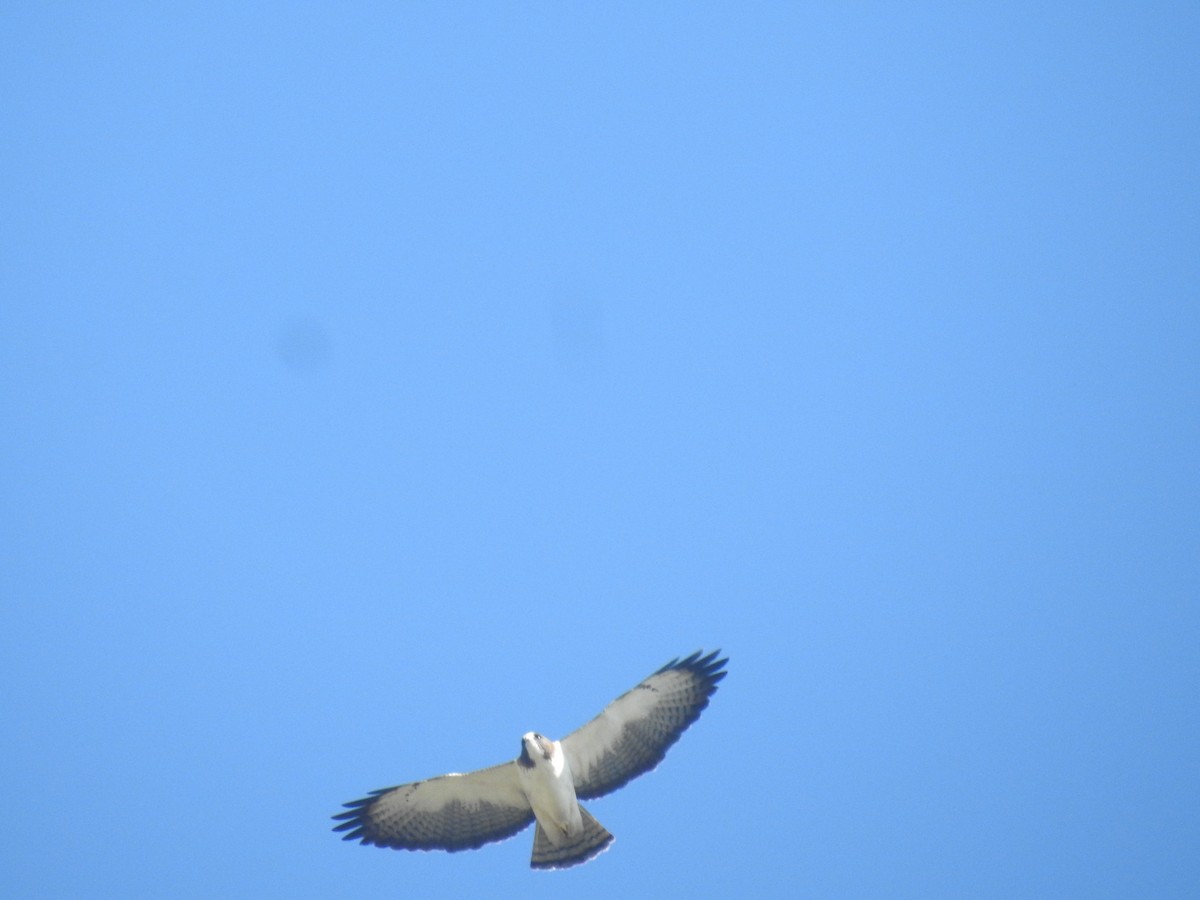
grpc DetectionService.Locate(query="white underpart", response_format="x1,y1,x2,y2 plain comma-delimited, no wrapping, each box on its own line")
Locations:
517,733,582,845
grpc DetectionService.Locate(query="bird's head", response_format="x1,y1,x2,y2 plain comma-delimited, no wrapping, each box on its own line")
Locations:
519,732,554,767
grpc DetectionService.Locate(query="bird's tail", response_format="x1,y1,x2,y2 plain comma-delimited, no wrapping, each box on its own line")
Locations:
530,805,614,870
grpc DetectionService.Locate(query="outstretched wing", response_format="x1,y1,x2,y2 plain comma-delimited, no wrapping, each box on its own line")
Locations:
561,650,728,800
332,762,534,852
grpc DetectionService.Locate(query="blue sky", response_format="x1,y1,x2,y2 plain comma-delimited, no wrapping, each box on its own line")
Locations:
2,3,1198,897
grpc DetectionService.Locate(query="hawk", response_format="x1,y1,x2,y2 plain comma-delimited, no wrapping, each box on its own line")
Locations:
333,649,728,869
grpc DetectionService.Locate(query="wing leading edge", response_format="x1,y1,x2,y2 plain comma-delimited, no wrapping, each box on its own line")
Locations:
333,762,535,852
561,649,728,800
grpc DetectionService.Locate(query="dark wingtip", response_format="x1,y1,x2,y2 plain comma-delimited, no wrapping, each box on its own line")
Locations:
330,786,398,843
657,648,728,689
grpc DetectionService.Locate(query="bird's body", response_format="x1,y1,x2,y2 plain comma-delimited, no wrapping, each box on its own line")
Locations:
333,650,727,869
517,732,613,868
517,734,584,843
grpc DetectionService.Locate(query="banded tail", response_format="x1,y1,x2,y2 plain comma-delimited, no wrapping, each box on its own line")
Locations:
530,805,614,870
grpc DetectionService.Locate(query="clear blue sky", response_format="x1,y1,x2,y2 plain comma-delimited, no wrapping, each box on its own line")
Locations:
3,4,1197,897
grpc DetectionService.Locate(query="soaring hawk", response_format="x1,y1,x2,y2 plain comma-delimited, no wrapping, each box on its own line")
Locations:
333,650,728,869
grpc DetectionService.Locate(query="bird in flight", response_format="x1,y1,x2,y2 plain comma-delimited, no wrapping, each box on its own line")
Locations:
333,649,728,869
